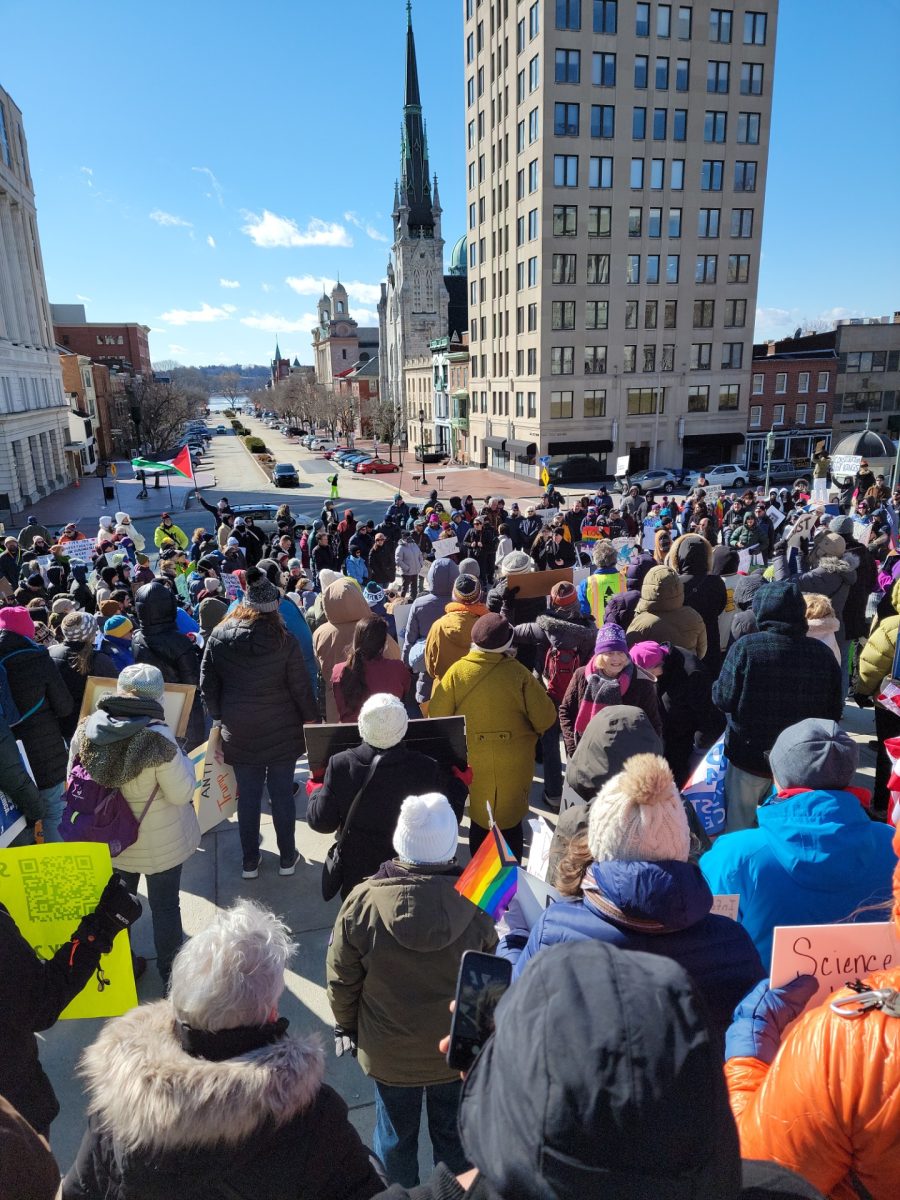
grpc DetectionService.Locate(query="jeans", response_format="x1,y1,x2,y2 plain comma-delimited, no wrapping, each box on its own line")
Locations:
373,1080,467,1187
115,863,184,984
38,782,65,843
723,762,772,833
232,762,298,861
469,820,524,862
541,717,563,800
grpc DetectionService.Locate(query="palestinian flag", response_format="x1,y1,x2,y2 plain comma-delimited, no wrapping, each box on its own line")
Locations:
131,445,194,480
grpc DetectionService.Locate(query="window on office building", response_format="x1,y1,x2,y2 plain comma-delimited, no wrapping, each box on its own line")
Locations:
645,300,658,328
587,253,610,283
691,342,712,370
585,388,606,417
648,206,662,237
590,156,614,187
734,160,757,191
588,205,611,236
744,11,767,44
643,344,656,371
554,102,579,135
727,253,750,283
552,252,576,283
591,104,615,137
710,8,732,42
737,112,761,144
666,254,680,283
627,387,663,415
693,299,714,327
626,254,640,284
719,384,739,410
704,111,727,142
741,62,764,95
698,207,720,237
555,48,580,82
585,345,607,373
593,51,616,85
724,298,747,327
594,1,617,34
701,159,723,190
553,204,578,235
586,299,609,329
552,300,576,329
550,389,574,417
553,154,578,186
646,254,660,283
731,207,754,237
556,0,581,30
688,385,709,412
722,342,743,369
623,345,637,372
707,60,729,93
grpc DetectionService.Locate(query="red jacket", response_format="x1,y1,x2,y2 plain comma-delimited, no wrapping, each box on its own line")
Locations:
332,657,412,723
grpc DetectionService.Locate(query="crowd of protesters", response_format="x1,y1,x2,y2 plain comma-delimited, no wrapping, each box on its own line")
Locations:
3,448,900,1200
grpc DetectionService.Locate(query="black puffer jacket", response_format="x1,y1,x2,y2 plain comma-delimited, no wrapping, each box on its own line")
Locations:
48,643,118,739
657,644,724,787
842,541,878,640
772,549,858,637
200,616,317,766
486,581,547,671
667,535,727,674
0,631,72,788
132,582,200,687
68,563,96,614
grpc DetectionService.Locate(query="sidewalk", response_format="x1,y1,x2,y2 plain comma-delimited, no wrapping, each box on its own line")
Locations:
7,470,202,537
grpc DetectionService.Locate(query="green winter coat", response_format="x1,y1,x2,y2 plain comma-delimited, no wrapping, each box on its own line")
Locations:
625,565,708,659
857,579,900,695
429,649,557,829
326,864,497,1086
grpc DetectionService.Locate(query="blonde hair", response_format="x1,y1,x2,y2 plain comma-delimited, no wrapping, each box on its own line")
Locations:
803,592,836,621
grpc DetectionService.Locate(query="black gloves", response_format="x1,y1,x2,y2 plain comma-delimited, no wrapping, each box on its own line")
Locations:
334,1025,358,1057
76,875,142,955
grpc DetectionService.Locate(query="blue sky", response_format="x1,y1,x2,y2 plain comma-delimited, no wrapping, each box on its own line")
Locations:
3,0,897,367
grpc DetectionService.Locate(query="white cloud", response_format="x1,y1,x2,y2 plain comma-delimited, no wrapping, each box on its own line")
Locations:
75,293,92,303
261,282,272,292
285,275,381,306
192,166,224,206
159,302,233,326
150,209,193,228
344,210,388,243
219,278,240,289
169,344,188,355
241,210,352,249
80,166,93,188
207,235,216,248
221,304,237,314
240,312,318,334
755,304,864,341
353,308,380,326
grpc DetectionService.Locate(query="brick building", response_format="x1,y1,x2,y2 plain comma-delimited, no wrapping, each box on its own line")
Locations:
51,304,151,377
747,331,836,473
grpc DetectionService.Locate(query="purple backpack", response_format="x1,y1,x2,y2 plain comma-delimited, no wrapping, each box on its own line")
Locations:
60,756,157,857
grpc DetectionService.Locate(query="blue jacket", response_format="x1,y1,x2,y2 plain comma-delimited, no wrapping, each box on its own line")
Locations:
700,788,898,964
99,636,134,673
502,858,764,1042
401,558,460,702
343,555,368,584
279,597,318,687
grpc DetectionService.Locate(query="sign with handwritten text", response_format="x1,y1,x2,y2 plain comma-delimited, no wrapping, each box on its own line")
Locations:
771,921,899,1012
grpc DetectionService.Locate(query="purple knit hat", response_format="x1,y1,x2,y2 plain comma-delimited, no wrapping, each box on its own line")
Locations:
594,624,628,654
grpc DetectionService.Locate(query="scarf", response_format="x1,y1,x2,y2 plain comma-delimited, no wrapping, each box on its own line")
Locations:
574,658,633,738
178,1016,290,1062
85,694,165,744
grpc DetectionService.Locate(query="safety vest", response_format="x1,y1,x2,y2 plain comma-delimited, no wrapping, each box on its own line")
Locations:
583,570,623,622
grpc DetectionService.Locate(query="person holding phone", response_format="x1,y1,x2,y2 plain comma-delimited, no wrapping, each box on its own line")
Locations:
326,793,497,1188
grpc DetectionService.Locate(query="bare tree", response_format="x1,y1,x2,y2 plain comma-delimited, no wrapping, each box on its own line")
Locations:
213,371,245,406
370,398,400,462
130,377,201,458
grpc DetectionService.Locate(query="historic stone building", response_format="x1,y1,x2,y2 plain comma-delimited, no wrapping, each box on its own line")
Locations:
312,281,378,391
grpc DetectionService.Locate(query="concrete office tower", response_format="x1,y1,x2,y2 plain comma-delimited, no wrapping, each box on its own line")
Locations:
0,83,70,518
462,0,777,479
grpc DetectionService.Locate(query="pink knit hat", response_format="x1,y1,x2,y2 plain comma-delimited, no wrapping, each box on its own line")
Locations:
629,641,669,671
0,606,36,640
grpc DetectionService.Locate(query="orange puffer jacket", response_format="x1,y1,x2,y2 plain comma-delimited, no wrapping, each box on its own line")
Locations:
725,825,900,1200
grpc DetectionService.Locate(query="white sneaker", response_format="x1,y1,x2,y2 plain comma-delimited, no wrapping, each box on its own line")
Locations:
279,850,302,876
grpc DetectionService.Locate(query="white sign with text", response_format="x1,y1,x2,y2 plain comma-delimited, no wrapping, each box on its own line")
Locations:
770,921,899,1012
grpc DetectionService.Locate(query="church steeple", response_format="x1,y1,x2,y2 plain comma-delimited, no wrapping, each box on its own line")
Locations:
399,1,434,238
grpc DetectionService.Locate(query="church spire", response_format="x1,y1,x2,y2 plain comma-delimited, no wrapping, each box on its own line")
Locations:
399,1,433,237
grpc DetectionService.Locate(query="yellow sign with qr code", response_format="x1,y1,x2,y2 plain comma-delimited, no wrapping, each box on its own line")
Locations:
0,843,137,1019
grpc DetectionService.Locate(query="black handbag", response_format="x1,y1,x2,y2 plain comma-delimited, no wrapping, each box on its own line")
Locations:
321,754,382,901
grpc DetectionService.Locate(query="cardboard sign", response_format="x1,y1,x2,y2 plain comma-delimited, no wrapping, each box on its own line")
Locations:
853,519,872,546
304,715,467,778
767,505,785,529
190,725,237,834
703,485,724,504
533,508,558,526
786,509,820,551
431,536,459,560
0,788,25,848
515,869,562,930
64,539,96,564
830,454,862,478
0,843,137,1019
711,894,740,920
681,737,727,836
580,525,602,542
770,921,899,1012
512,566,574,599
615,455,630,476
525,818,555,882
79,677,196,740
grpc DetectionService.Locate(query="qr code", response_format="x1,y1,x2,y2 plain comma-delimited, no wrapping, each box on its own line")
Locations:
18,854,96,924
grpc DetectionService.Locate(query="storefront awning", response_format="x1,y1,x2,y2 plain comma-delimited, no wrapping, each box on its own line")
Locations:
507,439,537,457
681,432,745,447
546,439,614,456
483,436,506,451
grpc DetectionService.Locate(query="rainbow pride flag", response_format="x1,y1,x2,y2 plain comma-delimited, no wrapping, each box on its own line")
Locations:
455,826,517,917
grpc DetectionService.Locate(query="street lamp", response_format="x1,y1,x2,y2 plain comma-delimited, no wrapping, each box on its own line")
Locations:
418,407,428,486
396,405,404,471
763,429,777,497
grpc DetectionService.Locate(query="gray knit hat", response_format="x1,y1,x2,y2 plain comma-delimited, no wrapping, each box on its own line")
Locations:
458,556,481,579
117,663,165,700
244,567,281,613
61,610,96,643
768,719,858,791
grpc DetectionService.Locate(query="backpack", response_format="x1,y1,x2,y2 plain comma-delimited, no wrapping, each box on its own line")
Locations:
60,755,158,857
544,644,580,703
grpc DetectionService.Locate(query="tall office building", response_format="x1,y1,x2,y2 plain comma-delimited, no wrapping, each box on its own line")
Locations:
462,0,777,479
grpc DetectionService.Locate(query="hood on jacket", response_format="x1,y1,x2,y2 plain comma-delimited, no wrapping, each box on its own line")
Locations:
807,555,856,583
74,717,177,789
535,611,594,645
637,565,684,612
365,867,476,952
567,705,663,799
459,941,741,1200
752,580,806,637
758,790,885,890
78,1000,324,1174
625,552,656,590
135,580,178,633
586,858,713,932
733,572,765,610
321,576,370,626
711,545,740,576
426,557,460,598
806,615,840,639
668,534,711,578
70,562,89,585
45,565,66,588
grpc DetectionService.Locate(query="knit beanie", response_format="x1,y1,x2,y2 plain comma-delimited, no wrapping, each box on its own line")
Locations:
117,662,164,700
26,574,43,589
550,581,578,609
811,530,846,562
202,577,223,594
629,641,669,671
243,566,280,613
594,623,628,655
500,550,534,576
357,692,409,749
51,596,78,616
61,611,96,643
0,607,36,640
471,613,515,653
104,615,134,639
364,581,386,606
588,754,690,863
453,574,480,603
317,568,341,592
768,718,858,791
458,556,481,579
98,516,114,532
828,515,854,541
392,793,459,864
99,599,122,619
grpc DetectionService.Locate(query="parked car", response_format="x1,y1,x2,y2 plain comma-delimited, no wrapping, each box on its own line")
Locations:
415,445,447,464
624,467,686,493
683,463,750,489
547,455,607,484
340,453,371,470
272,462,299,487
356,456,400,475
226,504,316,539
752,461,812,489
215,424,227,434
309,439,336,452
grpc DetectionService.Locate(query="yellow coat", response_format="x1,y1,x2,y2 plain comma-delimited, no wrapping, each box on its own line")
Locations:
429,649,556,830
424,602,488,686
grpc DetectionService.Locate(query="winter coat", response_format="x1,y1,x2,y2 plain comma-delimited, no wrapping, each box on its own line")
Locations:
0,549,19,589
394,537,424,577
429,650,556,830
69,706,199,876
314,578,401,721
558,660,662,757
534,537,576,571
327,862,497,1086
131,582,200,688
332,657,412,723
48,643,118,739
502,858,764,1045
312,541,339,581
425,601,489,684
773,549,858,638
198,594,228,636
401,559,459,703
308,742,466,899
61,1000,383,1200
485,580,547,672
201,616,317,766
278,595,318,688
666,535,727,673
512,610,596,678
368,542,396,587
153,522,188,550
577,568,622,622
700,787,897,964
712,581,844,775
343,554,368,585
805,615,841,664
656,645,723,787
518,516,542,547
856,579,900,694
625,567,708,659
0,631,72,788
602,552,656,630
841,539,878,640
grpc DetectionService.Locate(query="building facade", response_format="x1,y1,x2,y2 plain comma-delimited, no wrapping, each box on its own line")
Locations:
831,314,900,440
462,0,777,478
312,282,378,392
58,350,99,475
0,84,70,519
747,332,836,473
51,304,152,377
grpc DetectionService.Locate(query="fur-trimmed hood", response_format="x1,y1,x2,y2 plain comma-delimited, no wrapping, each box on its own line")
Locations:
80,1000,325,1154
71,719,178,788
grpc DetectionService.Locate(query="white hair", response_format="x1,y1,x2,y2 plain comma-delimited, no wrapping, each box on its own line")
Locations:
169,900,295,1030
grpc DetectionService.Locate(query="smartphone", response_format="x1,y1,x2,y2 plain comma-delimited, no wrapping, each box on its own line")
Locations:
446,950,513,1072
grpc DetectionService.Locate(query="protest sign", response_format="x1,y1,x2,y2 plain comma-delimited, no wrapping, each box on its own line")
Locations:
711,894,740,920
515,869,562,930
64,540,95,564
175,573,192,603
615,455,630,476
767,505,785,529
190,725,237,835
0,788,25,848
513,566,574,598
572,565,589,591
641,518,658,552
79,677,196,739
223,572,243,602
853,519,872,546
431,536,459,560
305,716,467,778
770,921,899,1012
0,843,137,1018
681,737,727,835
533,508,557,526
703,485,723,505
579,525,602,542
525,818,554,882
830,454,862,479
737,549,764,574
786,509,820,551
392,600,412,641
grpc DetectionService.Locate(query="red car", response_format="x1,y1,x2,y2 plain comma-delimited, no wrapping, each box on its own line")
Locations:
356,457,400,474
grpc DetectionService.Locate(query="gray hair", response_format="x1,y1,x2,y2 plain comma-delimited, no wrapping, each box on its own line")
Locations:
169,900,295,1030
592,538,618,570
